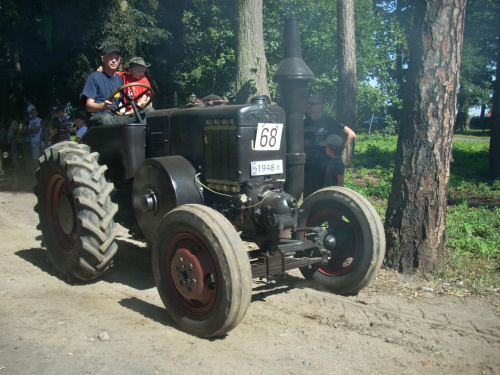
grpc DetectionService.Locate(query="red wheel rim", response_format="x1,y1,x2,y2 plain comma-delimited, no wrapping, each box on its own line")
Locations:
307,207,359,276
45,174,77,255
164,233,218,315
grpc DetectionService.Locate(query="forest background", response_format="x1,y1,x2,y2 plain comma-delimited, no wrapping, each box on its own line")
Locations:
0,0,497,130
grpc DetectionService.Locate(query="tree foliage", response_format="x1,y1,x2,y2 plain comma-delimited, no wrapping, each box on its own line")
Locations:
455,0,498,131
0,0,168,118
0,0,497,139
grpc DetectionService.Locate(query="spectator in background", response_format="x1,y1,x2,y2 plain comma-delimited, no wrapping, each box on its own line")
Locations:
28,109,42,163
303,94,356,198
21,111,32,161
57,107,71,142
40,119,52,151
26,99,36,118
74,116,88,143
7,115,21,163
320,134,345,187
47,109,59,144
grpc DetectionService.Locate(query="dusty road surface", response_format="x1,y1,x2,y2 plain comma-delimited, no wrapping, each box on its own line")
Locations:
1,181,500,374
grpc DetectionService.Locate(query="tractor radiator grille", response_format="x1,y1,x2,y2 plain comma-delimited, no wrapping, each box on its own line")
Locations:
204,126,237,183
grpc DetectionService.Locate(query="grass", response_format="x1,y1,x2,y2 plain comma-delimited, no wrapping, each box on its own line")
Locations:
346,132,500,294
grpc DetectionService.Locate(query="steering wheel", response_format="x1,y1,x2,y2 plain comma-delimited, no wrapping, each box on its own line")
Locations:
108,83,154,116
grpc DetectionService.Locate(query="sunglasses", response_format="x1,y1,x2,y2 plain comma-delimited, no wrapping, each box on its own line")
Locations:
307,102,321,106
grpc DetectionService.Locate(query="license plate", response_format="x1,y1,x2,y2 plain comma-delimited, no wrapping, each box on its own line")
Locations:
251,160,283,176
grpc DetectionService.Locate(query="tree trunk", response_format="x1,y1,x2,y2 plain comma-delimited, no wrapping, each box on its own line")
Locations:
385,0,467,274
235,0,270,104
455,88,470,132
489,14,500,178
480,104,486,129
337,0,357,168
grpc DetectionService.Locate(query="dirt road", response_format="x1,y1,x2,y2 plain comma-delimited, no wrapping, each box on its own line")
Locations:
1,186,499,374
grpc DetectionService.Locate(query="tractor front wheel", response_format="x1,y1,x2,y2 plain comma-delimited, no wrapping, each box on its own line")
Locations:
152,204,252,337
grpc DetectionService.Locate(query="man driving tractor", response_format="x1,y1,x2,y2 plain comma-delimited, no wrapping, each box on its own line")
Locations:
81,45,152,126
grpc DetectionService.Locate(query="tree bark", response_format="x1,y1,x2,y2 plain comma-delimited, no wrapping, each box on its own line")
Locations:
385,0,467,274
235,0,270,104
337,0,357,168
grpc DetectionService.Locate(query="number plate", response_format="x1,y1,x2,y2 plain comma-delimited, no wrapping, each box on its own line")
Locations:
254,123,283,151
251,160,283,176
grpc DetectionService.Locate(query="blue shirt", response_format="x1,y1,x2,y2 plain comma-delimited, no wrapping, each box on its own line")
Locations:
81,71,123,114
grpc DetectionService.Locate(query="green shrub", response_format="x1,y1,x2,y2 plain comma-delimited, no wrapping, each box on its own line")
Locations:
446,202,500,258
346,133,499,291
451,139,490,178
348,133,499,271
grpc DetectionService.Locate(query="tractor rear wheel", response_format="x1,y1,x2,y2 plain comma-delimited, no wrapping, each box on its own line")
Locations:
34,142,119,281
296,187,385,295
152,204,252,337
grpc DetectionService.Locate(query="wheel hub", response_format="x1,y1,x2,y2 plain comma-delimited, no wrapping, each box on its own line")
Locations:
58,193,75,235
47,174,76,254
171,248,210,303
139,189,158,213
308,208,358,276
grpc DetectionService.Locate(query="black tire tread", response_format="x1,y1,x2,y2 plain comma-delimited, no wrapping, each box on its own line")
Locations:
35,141,118,281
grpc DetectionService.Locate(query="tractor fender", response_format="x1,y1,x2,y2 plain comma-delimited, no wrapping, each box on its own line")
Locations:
132,155,203,242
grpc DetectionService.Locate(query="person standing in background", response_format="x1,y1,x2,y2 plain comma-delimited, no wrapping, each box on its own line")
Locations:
7,116,21,163
303,94,355,199
319,134,345,187
57,107,71,142
28,109,42,164
74,116,88,143
21,112,32,162
26,99,36,118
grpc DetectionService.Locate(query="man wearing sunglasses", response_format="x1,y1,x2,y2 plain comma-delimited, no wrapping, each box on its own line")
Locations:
303,94,356,199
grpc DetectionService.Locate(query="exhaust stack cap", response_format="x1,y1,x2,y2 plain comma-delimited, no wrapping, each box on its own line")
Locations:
273,19,314,82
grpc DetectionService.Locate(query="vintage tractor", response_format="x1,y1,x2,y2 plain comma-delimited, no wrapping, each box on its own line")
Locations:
34,19,385,337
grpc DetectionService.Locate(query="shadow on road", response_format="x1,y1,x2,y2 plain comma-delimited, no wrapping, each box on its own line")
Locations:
15,237,155,291
250,273,315,302
15,247,53,275
118,296,174,326
100,238,155,290
16,233,326,323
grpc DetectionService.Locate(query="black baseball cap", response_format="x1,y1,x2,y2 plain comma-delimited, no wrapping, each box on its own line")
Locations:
102,45,121,55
